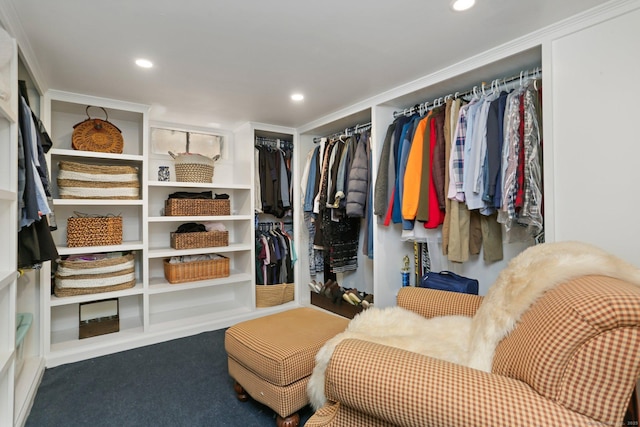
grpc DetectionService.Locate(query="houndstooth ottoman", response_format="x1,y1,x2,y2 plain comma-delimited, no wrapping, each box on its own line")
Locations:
225,307,349,427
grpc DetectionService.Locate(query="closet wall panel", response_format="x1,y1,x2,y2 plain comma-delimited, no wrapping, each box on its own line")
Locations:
550,7,640,266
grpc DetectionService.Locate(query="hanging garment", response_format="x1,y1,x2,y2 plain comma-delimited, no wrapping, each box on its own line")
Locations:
373,123,396,216
256,146,292,218
422,113,446,229
432,108,447,211
393,116,419,224
17,94,58,267
441,98,459,256
517,82,543,238
345,133,369,218
463,95,493,213
333,136,356,209
383,115,413,226
448,101,472,202
498,87,525,233
482,92,508,206
254,148,262,213
402,113,430,227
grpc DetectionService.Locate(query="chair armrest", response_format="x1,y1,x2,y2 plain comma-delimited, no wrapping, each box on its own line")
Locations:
396,286,483,318
323,339,602,427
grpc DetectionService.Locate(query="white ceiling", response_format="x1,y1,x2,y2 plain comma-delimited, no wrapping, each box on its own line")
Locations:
1,0,610,131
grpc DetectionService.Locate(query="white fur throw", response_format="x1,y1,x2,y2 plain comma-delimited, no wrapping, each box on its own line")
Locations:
307,241,640,410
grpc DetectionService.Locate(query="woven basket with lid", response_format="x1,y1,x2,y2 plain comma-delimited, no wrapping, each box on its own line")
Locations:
169,151,220,183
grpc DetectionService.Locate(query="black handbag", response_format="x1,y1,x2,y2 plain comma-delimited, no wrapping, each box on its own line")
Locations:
419,271,479,295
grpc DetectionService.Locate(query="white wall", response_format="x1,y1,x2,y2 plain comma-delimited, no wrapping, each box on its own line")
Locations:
550,7,640,266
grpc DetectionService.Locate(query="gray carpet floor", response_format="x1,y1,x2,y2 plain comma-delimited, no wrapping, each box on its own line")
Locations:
25,329,313,426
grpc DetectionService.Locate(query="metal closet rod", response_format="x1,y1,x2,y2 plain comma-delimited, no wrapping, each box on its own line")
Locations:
312,121,372,143
255,136,293,151
393,66,542,119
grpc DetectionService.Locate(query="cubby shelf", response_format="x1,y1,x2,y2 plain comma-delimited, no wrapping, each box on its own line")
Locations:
41,91,257,370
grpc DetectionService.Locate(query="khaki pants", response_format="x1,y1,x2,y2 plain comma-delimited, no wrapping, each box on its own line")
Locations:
446,201,503,263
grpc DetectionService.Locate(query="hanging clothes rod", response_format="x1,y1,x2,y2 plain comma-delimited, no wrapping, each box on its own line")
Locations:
312,121,372,144
255,136,293,151
392,66,542,119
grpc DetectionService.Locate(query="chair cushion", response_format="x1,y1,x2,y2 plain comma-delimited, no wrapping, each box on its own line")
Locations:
225,307,349,386
492,275,640,424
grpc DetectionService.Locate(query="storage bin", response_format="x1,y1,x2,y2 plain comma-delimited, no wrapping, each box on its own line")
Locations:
66,215,123,247
54,252,136,297
256,283,295,308
170,230,229,249
57,161,140,199
79,299,120,339
169,151,218,183
15,312,33,378
163,255,229,284
164,198,230,216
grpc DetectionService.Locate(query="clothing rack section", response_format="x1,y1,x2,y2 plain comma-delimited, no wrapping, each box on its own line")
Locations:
255,139,293,218
254,136,293,152
255,221,294,286
312,121,372,144
375,68,543,265
303,123,374,285
393,67,542,119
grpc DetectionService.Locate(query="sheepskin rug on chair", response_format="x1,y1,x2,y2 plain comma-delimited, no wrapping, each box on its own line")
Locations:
307,241,640,410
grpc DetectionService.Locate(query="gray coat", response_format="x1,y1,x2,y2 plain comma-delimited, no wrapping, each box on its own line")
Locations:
345,136,369,217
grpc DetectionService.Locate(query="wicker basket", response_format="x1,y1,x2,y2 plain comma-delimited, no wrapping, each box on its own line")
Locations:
72,106,124,154
67,215,123,247
54,253,136,297
58,161,140,200
169,152,217,183
170,230,229,250
256,283,295,308
164,199,230,216
163,256,229,284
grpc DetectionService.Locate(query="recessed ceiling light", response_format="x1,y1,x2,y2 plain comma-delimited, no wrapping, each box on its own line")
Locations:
291,93,304,101
135,58,153,68
451,0,475,11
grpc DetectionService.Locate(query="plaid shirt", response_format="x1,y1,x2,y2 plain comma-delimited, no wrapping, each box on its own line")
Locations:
449,103,470,200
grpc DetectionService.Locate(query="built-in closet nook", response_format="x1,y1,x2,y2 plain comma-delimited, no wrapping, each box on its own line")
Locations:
2,1,640,425
253,131,296,307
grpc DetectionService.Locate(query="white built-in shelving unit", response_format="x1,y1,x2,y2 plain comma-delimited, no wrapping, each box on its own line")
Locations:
0,32,17,427
0,33,42,427
40,93,268,367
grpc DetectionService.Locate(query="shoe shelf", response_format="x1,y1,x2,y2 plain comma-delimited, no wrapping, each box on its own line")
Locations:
310,292,364,319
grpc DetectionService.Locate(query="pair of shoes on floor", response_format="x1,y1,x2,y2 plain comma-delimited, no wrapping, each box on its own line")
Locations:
308,280,322,293
341,288,374,309
322,279,341,300
310,278,374,309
